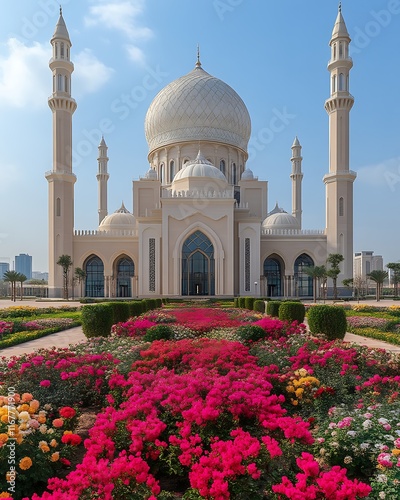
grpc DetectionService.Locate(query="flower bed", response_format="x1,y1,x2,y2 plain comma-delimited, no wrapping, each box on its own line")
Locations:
1,305,399,499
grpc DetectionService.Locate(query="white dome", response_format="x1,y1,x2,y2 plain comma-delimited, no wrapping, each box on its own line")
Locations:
145,167,158,180
173,151,227,183
262,212,300,230
98,203,136,230
145,63,251,155
241,168,254,180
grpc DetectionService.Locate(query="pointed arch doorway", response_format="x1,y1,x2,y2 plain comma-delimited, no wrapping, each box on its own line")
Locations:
182,230,215,296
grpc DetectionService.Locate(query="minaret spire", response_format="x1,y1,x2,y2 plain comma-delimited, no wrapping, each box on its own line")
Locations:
290,136,303,228
97,136,110,224
196,44,201,68
324,6,356,282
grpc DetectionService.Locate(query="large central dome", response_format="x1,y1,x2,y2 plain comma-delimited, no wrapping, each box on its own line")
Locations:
145,62,251,155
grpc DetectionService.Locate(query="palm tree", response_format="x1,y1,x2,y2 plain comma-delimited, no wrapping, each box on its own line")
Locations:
3,270,19,301
74,267,86,298
326,253,344,300
368,270,388,302
387,262,400,297
304,265,327,303
17,273,27,301
57,254,73,300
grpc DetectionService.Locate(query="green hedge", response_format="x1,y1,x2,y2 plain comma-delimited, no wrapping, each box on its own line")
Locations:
81,303,114,338
244,297,255,310
267,300,281,317
236,325,267,343
253,300,265,313
128,300,145,317
307,305,347,340
143,324,173,342
109,302,131,324
278,301,305,323
233,298,239,308
238,297,246,308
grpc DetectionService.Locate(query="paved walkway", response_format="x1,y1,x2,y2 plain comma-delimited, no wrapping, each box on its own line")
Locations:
0,298,399,358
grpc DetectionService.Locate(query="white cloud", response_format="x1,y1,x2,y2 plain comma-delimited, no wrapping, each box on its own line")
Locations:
85,0,153,40
126,44,146,65
73,48,114,95
356,157,400,189
0,38,48,108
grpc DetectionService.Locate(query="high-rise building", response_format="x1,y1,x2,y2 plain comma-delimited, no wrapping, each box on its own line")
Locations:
15,254,32,280
354,251,383,280
0,262,10,280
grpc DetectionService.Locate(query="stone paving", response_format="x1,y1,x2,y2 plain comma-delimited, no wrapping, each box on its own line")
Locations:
0,298,399,358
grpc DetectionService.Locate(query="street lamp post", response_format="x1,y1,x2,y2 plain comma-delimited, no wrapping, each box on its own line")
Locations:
254,281,258,297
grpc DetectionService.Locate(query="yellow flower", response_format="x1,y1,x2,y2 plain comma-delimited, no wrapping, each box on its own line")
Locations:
19,456,33,470
18,411,30,422
51,452,60,462
286,385,295,393
18,404,30,412
295,388,304,398
392,449,400,456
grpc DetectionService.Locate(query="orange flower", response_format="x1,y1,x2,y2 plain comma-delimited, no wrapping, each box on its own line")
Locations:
29,400,40,413
0,415,9,424
38,415,46,424
50,439,58,448
0,491,13,498
21,393,33,403
52,418,64,428
19,456,33,470
18,403,29,412
392,449,400,456
50,452,60,462
39,441,50,453
0,433,8,444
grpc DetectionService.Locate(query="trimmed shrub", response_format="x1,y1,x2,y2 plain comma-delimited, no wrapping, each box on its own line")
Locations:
236,325,267,343
278,301,305,323
81,303,114,338
128,300,145,317
238,297,246,308
245,296,255,310
109,302,130,324
143,298,158,311
307,305,347,340
233,297,239,308
143,324,173,342
267,300,281,317
253,299,265,313
156,298,163,308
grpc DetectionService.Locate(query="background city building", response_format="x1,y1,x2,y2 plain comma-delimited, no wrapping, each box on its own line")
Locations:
15,253,32,280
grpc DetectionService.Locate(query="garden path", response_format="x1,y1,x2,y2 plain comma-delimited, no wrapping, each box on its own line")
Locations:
0,299,399,358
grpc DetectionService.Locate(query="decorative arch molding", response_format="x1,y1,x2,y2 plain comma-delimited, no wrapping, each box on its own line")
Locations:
84,254,105,298
172,222,225,295
263,253,286,297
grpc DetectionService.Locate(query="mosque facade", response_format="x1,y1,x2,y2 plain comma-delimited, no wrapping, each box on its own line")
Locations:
47,7,356,299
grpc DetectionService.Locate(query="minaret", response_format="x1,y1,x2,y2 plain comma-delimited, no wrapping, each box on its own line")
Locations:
290,136,303,228
324,4,356,280
46,8,77,297
97,136,109,224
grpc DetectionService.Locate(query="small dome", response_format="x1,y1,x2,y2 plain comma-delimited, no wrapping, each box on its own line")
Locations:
173,151,227,182
262,212,300,230
241,168,254,180
145,167,158,180
99,203,135,230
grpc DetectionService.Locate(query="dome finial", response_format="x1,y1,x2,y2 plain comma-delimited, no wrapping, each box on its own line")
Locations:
196,44,201,68
60,5,62,15
338,2,341,13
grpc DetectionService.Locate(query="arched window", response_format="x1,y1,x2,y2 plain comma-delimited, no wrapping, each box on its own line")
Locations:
263,257,282,297
169,160,175,182
55,43,58,58
332,75,336,93
182,231,215,296
60,42,64,58
333,43,337,60
115,256,134,297
57,74,63,91
339,42,343,58
66,46,69,59
160,163,164,184
56,198,61,217
85,256,104,297
232,163,237,185
339,197,344,216
339,73,345,91
220,160,226,175
294,253,314,297
53,75,56,92
64,76,68,93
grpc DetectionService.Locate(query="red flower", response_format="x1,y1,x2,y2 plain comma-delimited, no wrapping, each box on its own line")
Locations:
59,406,76,419
61,433,82,446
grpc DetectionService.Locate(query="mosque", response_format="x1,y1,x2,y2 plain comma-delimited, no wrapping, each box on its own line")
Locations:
46,7,356,299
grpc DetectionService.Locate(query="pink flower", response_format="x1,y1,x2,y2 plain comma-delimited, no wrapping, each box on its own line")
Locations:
40,379,51,387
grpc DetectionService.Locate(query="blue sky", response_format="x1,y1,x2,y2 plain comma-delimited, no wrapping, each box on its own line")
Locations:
0,0,399,272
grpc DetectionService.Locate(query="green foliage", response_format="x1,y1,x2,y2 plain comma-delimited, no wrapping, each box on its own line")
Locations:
81,303,114,338
307,305,347,340
128,300,145,317
238,297,246,308
109,302,131,324
236,324,267,343
278,301,305,323
267,300,281,317
253,299,265,313
244,296,255,310
156,298,163,308
233,297,238,308
143,324,173,342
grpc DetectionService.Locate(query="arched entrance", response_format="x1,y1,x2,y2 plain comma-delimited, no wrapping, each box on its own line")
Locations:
294,253,313,297
263,255,283,297
182,231,215,295
115,256,135,297
85,255,104,297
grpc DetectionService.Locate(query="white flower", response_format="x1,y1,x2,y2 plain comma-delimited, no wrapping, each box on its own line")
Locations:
347,431,357,437
378,418,389,425
379,492,386,499
39,424,47,434
360,442,370,450
344,456,353,464
376,474,387,483
18,411,30,421
362,420,373,429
